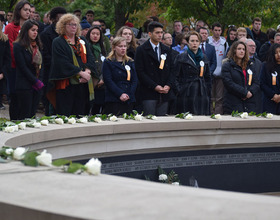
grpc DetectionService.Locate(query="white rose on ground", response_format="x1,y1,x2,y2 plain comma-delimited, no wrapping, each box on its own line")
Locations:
68,117,76,124
40,120,49,126
266,113,273,119
172,182,180,185
184,114,193,120
18,122,26,130
78,117,88,123
151,116,157,120
5,148,13,155
158,174,168,181
214,114,222,119
134,114,143,121
13,147,26,160
94,117,102,123
33,122,41,128
55,118,64,125
85,158,102,175
109,115,118,122
36,150,52,166
240,112,248,119
4,126,15,133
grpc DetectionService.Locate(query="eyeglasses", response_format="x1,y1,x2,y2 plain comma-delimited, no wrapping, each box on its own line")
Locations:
247,45,256,47
67,23,77,27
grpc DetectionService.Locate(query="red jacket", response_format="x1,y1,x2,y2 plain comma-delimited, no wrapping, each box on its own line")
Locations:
4,22,21,68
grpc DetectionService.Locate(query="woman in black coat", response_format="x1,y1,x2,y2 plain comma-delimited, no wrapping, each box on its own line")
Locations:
175,31,211,115
222,41,260,114
260,43,280,114
102,36,138,116
13,20,44,120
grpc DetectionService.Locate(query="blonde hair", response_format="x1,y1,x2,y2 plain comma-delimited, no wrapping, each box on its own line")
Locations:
56,13,81,37
237,27,247,35
116,26,138,50
0,23,8,41
107,37,132,63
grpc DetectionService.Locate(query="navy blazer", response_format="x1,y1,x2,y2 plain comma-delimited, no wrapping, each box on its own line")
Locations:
13,42,43,90
205,43,217,75
102,59,138,104
135,40,175,102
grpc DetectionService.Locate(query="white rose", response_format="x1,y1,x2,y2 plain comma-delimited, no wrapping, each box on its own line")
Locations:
94,117,102,123
4,126,15,133
18,122,26,130
36,149,52,166
13,147,26,160
55,118,64,125
214,114,222,119
172,182,180,185
5,148,13,155
134,114,143,121
266,113,273,119
40,119,49,126
151,116,157,120
85,158,102,175
184,114,193,120
13,125,19,132
33,122,41,128
68,117,76,124
240,112,248,119
78,117,88,123
158,174,168,181
109,115,118,122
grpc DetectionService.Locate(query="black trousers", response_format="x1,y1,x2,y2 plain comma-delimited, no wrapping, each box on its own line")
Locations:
56,83,88,117
104,102,134,116
17,89,42,120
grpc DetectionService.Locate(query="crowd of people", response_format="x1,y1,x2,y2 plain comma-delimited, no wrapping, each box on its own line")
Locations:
1,0,280,120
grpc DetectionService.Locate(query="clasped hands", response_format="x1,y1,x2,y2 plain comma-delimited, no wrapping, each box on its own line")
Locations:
155,85,170,94
79,69,91,83
271,94,280,103
120,93,129,102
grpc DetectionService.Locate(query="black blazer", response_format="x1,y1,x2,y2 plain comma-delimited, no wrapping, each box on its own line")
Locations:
13,42,43,90
205,43,217,75
0,39,11,77
135,40,175,102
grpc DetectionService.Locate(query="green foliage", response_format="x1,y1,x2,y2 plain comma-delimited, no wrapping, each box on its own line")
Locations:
67,162,85,173
23,151,39,167
175,112,190,119
52,159,71,167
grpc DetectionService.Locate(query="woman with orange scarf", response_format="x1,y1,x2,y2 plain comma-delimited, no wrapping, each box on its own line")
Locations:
13,19,43,120
48,14,97,116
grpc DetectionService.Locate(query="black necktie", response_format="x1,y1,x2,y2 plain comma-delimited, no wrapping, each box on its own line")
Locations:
201,43,205,54
155,46,159,61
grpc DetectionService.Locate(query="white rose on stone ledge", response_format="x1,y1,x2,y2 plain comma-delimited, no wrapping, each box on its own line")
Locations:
159,174,168,181
78,117,88,123
94,117,102,123
18,122,26,130
5,148,13,155
266,113,273,119
151,116,157,120
4,126,16,133
55,118,64,125
184,114,193,120
85,158,102,175
109,115,118,122
68,117,76,124
240,112,248,119
134,114,143,121
13,147,26,160
214,114,222,119
36,150,52,166
33,122,41,128
172,182,180,185
40,120,49,126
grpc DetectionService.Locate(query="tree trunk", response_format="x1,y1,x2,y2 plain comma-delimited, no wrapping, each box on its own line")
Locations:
114,2,129,31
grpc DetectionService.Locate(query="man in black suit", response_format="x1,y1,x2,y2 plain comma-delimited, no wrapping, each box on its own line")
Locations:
135,21,175,116
198,27,217,75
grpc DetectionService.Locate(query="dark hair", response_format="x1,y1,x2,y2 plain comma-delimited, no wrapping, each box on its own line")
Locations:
13,0,31,26
86,26,106,56
182,25,190,32
50,7,67,21
267,28,277,40
73,9,81,13
98,19,105,25
143,20,151,33
0,14,4,22
147,21,163,33
14,19,42,49
149,16,159,22
266,43,280,72
253,17,262,24
175,33,187,45
198,26,208,33
162,32,171,40
86,10,94,15
212,22,222,30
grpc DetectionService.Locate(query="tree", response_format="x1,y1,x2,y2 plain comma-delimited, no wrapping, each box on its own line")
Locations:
160,0,280,30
